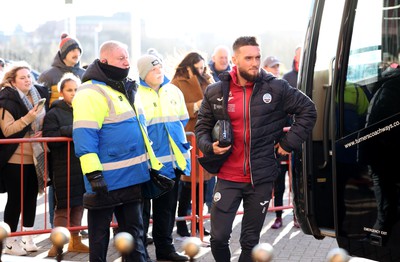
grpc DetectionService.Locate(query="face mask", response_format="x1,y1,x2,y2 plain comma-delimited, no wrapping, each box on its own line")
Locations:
99,61,129,81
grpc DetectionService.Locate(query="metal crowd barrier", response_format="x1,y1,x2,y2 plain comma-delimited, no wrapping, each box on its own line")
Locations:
0,131,294,240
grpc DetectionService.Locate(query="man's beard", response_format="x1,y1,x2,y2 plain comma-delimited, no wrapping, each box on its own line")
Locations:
238,67,259,82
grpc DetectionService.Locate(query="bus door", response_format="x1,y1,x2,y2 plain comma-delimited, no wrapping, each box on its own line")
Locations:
297,0,400,261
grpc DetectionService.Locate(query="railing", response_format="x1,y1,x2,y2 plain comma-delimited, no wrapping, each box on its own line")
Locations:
0,132,293,240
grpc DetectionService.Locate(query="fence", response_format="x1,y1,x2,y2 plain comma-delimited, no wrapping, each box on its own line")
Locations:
0,132,293,240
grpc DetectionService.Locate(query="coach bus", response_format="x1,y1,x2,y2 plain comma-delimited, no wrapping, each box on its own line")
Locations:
294,0,400,261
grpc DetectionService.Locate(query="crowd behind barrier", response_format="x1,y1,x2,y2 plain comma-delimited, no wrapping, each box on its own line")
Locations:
0,132,293,241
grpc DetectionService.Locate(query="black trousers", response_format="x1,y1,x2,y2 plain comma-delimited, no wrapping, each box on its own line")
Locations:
3,163,38,231
87,200,146,262
143,174,180,258
273,162,289,217
177,181,207,223
210,179,273,262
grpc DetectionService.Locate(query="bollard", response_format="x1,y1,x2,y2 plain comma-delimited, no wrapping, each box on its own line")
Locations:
326,247,350,262
50,226,71,262
182,237,201,262
0,222,11,262
114,232,135,262
252,242,274,262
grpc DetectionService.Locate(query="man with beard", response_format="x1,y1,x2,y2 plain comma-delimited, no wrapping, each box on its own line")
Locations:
38,33,87,236
72,40,150,262
195,36,317,262
39,33,85,106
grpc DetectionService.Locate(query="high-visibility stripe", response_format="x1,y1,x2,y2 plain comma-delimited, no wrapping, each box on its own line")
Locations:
102,153,148,171
167,131,187,170
147,115,184,126
103,110,136,124
74,81,151,184
73,120,100,129
157,151,190,164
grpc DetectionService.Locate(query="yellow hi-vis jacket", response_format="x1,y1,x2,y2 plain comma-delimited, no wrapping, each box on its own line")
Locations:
73,80,154,193
136,79,191,178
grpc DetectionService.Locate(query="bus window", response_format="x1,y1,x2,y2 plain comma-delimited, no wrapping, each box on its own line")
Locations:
297,0,400,260
334,0,400,259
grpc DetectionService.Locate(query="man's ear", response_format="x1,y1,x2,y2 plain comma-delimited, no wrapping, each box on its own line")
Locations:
231,56,237,65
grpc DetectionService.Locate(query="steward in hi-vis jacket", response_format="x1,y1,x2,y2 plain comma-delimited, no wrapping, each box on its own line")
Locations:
136,54,191,262
72,40,151,262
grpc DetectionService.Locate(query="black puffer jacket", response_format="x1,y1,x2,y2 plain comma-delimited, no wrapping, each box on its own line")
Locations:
195,70,317,185
0,84,49,170
42,99,85,209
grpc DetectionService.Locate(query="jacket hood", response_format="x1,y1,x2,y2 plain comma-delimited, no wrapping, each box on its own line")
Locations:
81,59,137,105
51,52,82,71
49,99,72,112
81,59,108,83
0,87,20,107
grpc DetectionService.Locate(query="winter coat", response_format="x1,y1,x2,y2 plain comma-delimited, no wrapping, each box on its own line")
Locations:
195,69,317,185
208,61,231,82
73,59,148,209
0,84,49,170
171,74,213,181
42,99,85,209
136,79,191,178
38,52,85,105
282,59,298,88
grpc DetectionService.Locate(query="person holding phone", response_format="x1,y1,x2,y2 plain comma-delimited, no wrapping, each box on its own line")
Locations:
0,61,49,256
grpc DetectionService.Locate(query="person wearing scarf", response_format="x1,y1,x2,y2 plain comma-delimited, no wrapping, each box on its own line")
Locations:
0,61,49,256
72,41,149,262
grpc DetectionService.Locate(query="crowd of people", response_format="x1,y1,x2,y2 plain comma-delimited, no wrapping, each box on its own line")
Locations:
0,34,316,262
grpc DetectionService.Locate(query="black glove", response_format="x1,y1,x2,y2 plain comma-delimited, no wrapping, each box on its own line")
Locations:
86,171,108,195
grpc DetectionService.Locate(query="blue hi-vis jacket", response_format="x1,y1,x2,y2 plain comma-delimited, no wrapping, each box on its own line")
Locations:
136,78,191,178
72,80,150,193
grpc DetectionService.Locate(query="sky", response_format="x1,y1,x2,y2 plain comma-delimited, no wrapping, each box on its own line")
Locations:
1,0,313,36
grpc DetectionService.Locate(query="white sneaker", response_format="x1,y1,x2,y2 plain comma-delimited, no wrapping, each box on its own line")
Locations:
21,235,38,252
4,237,27,256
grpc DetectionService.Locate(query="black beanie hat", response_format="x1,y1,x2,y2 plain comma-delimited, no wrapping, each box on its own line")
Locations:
59,33,82,59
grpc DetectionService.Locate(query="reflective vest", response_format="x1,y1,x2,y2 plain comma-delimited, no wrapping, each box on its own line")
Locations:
136,81,191,178
73,80,153,193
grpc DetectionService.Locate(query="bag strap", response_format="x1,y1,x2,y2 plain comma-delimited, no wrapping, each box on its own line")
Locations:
221,78,230,120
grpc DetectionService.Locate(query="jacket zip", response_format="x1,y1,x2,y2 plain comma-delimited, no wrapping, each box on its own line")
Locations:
249,85,254,187
242,86,247,177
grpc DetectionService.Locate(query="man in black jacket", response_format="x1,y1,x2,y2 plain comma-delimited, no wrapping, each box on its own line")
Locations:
195,36,317,262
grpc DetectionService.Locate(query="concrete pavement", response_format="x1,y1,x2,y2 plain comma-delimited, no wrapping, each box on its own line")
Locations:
0,190,340,261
